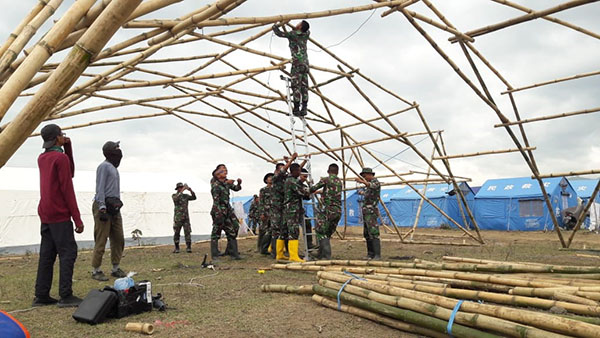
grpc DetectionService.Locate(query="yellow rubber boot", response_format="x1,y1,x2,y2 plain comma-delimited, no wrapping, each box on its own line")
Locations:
288,240,305,263
276,239,287,260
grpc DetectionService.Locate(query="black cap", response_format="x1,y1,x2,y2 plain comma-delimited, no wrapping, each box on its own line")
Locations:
102,141,120,152
175,182,184,190
301,168,308,173
41,124,62,149
263,173,274,183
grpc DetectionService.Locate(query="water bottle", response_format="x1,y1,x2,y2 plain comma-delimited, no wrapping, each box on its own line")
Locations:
114,275,135,290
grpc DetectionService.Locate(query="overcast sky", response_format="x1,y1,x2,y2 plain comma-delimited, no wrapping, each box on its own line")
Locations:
1,0,599,194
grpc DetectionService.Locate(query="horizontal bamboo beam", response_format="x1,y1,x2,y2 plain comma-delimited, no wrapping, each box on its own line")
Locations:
494,106,600,127
433,147,536,160
536,169,600,178
501,70,600,95
449,0,597,43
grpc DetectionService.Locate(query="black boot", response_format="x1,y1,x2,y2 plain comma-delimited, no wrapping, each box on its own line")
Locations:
228,239,242,260
210,240,220,260
319,238,332,260
257,233,263,252
284,239,289,256
186,241,192,253
300,101,308,116
292,101,300,115
364,239,373,260
173,242,180,254
270,238,277,259
372,238,381,260
260,234,272,255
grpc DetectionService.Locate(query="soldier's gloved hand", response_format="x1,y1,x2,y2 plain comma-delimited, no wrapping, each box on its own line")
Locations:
99,209,109,222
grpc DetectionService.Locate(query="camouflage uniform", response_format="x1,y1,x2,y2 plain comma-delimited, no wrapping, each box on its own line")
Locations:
362,178,381,239
273,25,310,104
172,190,197,244
283,176,310,240
271,171,287,239
248,197,260,232
210,179,241,240
258,186,273,236
310,174,342,240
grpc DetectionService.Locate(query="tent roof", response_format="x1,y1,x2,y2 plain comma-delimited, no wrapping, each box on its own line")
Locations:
475,176,566,199
380,189,405,203
231,195,253,204
570,179,600,199
389,183,469,200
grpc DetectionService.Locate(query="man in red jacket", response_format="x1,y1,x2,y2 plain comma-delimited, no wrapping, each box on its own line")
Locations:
33,124,84,308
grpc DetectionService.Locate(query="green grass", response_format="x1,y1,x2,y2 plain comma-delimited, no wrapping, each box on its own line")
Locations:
2,228,600,337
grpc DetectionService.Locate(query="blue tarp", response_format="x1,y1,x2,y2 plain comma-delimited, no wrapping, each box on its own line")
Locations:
570,179,600,229
474,176,577,231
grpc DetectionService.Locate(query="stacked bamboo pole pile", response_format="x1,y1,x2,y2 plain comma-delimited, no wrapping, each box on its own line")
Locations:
262,256,600,337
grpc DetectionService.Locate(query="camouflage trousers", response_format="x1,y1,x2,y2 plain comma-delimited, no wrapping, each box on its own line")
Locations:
258,218,271,237
269,206,283,239
173,221,191,244
210,208,239,240
283,206,304,240
316,209,341,241
291,63,309,103
362,206,380,240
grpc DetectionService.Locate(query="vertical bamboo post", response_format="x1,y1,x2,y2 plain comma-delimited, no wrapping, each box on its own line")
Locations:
341,130,348,239
379,196,404,241
0,0,97,122
0,0,143,168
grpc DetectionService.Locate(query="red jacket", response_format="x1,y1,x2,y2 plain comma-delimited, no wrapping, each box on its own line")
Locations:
37,143,83,226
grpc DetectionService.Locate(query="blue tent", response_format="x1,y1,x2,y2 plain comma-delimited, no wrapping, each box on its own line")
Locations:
385,183,475,229
339,189,360,226
570,179,600,230
474,176,577,231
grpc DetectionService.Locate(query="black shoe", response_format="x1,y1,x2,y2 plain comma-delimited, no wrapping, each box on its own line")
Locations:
210,239,221,260
173,242,180,253
32,296,58,307
111,268,127,278
270,238,277,259
186,246,192,253
91,270,109,281
292,101,300,114
228,239,242,260
364,239,374,260
320,238,332,260
57,295,83,308
372,238,381,260
299,102,308,116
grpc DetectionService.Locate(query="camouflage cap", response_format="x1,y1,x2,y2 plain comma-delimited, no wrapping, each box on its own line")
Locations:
175,182,184,190
360,167,375,176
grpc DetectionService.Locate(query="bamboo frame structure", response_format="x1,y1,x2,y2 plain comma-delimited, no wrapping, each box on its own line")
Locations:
0,0,596,248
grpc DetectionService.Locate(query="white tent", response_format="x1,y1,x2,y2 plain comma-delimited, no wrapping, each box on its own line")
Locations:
0,167,214,254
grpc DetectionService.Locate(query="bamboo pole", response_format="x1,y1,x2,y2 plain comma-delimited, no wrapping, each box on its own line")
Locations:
364,273,514,293
494,107,600,127
0,0,143,169
539,170,600,179
491,0,600,40
378,197,404,241
0,0,64,76
319,278,564,338
311,294,447,338
318,271,600,337
260,284,314,295
502,70,600,95
566,180,600,248
0,0,46,59
0,0,97,122
433,147,536,160
448,0,597,43
148,0,412,45
312,285,499,338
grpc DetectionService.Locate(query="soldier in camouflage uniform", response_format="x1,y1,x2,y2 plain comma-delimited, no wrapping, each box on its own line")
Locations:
283,163,310,262
273,20,310,116
210,166,243,260
271,153,298,260
172,182,197,253
258,173,274,255
310,163,342,259
209,165,226,257
248,194,259,235
356,168,381,260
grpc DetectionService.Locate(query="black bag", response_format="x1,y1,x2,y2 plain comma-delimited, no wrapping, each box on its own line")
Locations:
110,281,153,319
105,197,123,215
72,288,118,325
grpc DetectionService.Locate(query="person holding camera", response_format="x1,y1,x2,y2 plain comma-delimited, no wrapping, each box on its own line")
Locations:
172,182,196,253
91,141,126,281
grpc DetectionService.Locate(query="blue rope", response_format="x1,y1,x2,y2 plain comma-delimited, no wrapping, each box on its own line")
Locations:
336,271,366,310
447,300,464,337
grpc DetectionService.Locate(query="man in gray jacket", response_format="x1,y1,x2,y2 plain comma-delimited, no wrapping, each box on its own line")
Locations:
91,141,126,281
